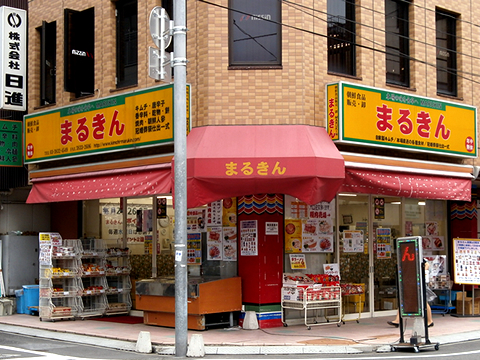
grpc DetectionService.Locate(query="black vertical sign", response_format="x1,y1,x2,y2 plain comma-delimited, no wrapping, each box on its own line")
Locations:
397,237,423,317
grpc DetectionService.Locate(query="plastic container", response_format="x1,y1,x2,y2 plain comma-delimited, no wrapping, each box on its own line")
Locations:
22,285,39,315
15,289,24,314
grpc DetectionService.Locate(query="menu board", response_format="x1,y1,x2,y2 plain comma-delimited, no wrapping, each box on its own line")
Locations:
453,238,480,285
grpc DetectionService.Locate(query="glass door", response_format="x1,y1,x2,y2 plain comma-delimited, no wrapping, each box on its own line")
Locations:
338,194,370,318
372,196,402,315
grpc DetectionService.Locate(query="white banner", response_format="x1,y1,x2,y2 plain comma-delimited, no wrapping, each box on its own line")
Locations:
0,6,26,111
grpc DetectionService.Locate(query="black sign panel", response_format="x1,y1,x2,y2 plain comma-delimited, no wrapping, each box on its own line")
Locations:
397,237,423,317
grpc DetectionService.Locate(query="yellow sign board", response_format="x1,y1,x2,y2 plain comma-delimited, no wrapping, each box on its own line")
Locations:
24,84,190,164
326,82,477,158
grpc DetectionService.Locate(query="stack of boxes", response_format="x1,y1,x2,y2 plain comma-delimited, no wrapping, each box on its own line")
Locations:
456,292,480,315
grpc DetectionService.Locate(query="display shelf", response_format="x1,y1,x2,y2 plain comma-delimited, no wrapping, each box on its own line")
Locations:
104,246,132,315
39,235,83,322
341,283,365,323
77,238,108,319
39,297,82,321
431,288,456,315
281,285,342,329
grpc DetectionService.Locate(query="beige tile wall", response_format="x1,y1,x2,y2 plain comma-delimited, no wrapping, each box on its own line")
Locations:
27,0,480,136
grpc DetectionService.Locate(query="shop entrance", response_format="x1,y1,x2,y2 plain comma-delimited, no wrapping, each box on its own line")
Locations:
338,194,448,319
238,211,284,305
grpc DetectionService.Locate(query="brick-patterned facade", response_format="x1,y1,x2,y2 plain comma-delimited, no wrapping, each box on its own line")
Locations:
26,0,480,169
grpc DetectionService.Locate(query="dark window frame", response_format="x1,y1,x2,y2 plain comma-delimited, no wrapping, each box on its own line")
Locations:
327,0,356,76
64,7,95,98
228,0,282,67
38,20,56,105
115,0,138,88
385,0,410,87
436,9,457,97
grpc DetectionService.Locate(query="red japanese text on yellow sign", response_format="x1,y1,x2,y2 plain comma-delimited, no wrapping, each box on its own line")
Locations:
328,82,477,158
24,85,175,163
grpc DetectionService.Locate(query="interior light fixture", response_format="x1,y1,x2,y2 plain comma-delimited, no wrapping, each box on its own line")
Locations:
391,201,402,205
338,193,357,197
418,201,426,206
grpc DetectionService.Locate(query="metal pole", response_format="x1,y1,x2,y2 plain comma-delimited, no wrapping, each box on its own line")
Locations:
173,0,188,356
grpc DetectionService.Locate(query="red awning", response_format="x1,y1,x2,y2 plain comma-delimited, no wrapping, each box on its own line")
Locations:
26,164,172,203
339,168,471,201
182,125,345,209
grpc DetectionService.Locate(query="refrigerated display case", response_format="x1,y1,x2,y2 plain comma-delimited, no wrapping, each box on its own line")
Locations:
136,276,242,330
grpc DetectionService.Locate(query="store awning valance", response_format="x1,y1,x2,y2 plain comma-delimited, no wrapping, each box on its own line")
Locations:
182,125,345,209
26,164,172,203
339,168,471,201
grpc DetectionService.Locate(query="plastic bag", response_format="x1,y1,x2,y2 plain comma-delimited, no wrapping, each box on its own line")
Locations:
426,287,437,303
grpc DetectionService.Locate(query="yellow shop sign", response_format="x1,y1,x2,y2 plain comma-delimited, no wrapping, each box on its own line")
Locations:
24,84,190,164
326,82,477,158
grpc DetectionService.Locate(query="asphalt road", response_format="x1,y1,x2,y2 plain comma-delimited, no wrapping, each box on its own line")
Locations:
1,329,480,360
0,330,157,359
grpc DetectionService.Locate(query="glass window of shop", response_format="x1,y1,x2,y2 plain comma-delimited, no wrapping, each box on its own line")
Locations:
338,194,447,317
83,197,239,282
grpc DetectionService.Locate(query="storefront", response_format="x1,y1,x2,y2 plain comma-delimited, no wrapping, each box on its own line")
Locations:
23,82,477,329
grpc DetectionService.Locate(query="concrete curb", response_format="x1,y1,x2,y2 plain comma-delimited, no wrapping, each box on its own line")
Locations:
2,322,480,355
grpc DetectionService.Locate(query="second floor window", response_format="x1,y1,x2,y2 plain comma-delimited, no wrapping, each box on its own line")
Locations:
64,7,95,98
116,0,138,88
38,20,56,105
385,0,410,87
228,0,282,67
328,0,356,76
436,9,457,97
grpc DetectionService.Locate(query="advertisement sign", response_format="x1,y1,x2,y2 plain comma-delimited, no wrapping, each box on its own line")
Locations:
0,7,26,111
453,238,480,285
24,84,190,164
327,82,477,158
0,119,22,166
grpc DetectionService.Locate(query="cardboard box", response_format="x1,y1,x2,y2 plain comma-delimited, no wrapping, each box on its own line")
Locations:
456,291,480,315
382,298,398,310
346,301,364,313
345,293,365,303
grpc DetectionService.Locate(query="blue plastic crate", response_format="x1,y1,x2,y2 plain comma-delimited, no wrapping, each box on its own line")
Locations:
21,285,39,315
15,289,24,314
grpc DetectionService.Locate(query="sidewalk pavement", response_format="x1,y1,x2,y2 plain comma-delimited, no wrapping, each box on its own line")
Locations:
0,311,480,355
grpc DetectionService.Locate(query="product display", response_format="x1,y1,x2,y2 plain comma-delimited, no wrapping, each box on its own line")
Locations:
39,233,131,321
281,273,342,329
39,235,82,321
104,243,132,315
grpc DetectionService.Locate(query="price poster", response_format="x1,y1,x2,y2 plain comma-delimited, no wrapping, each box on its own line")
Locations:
376,228,392,259
422,236,445,251
187,208,206,233
285,219,302,253
187,233,202,265
343,230,364,253
323,263,340,278
39,232,62,265
290,254,306,270
207,226,223,260
453,238,480,285
206,200,222,225
240,220,258,256
222,227,237,261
